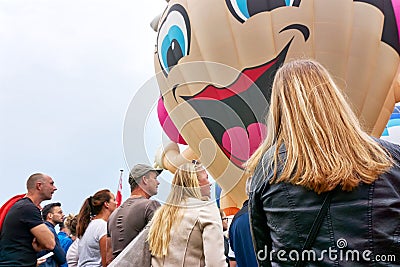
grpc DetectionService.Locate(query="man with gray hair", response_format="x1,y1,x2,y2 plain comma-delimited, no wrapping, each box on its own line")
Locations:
107,164,162,259
0,173,57,266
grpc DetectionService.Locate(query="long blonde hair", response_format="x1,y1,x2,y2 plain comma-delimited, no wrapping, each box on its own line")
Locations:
246,59,392,193
148,163,203,257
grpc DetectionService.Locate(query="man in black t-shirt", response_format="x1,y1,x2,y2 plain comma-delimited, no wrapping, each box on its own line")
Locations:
0,173,58,267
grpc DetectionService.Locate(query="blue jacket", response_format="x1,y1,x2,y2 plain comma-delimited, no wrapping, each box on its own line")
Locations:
37,221,66,267
57,231,72,267
229,200,258,267
249,139,400,266
57,232,72,253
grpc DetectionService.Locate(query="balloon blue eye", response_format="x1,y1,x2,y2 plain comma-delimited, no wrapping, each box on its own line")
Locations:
285,0,294,6
226,0,296,23
230,0,250,22
160,26,186,74
157,5,191,75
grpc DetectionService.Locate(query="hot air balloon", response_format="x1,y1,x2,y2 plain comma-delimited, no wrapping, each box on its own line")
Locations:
381,103,400,144
153,0,400,214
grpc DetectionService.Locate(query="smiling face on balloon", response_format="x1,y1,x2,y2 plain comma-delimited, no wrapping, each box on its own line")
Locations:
155,0,400,188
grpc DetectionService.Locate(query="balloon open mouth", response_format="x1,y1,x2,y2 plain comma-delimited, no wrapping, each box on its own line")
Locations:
182,41,292,168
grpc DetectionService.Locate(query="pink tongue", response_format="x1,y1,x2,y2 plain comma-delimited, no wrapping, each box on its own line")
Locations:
222,123,267,161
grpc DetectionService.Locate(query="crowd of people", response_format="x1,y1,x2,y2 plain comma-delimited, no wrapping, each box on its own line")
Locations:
0,162,256,267
0,59,399,266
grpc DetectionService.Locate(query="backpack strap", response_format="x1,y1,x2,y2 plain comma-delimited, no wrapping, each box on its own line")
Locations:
295,191,333,267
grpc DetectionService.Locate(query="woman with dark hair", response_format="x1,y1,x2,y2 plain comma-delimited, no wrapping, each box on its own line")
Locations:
76,189,116,267
246,59,400,266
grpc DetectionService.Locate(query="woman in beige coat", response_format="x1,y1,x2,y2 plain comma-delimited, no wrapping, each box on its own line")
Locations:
148,162,226,267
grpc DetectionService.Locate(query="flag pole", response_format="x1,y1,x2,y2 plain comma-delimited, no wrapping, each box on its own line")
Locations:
116,170,124,207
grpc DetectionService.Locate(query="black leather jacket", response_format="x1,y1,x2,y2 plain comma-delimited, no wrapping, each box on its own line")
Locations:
249,139,400,266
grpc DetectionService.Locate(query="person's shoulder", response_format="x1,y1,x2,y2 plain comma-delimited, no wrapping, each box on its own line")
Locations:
108,206,120,221
196,200,220,219
60,236,73,246
149,197,160,203
251,146,288,193
88,219,107,236
186,197,210,206
90,218,107,228
374,138,400,160
12,198,40,214
57,231,67,237
129,197,158,205
14,197,35,207
232,203,249,223
44,221,56,231
196,202,222,230
147,198,161,207
372,137,400,150
180,198,209,216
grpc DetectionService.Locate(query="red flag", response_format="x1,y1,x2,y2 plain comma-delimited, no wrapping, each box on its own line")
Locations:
115,170,123,207
0,194,26,232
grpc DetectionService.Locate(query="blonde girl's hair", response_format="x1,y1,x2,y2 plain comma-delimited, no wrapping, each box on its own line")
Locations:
148,162,203,257
64,214,78,236
246,59,392,193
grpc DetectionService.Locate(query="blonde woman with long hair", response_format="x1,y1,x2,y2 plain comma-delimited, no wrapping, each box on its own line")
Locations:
148,162,226,266
246,59,400,266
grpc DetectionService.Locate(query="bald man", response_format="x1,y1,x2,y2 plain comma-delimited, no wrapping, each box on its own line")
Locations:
0,173,58,267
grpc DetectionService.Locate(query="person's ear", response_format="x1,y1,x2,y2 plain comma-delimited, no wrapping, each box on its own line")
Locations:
141,176,148,185
104,201,109,209
36,182,42,191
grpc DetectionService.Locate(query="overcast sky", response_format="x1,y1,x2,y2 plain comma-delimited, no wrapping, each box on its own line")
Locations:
0,0,179,214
